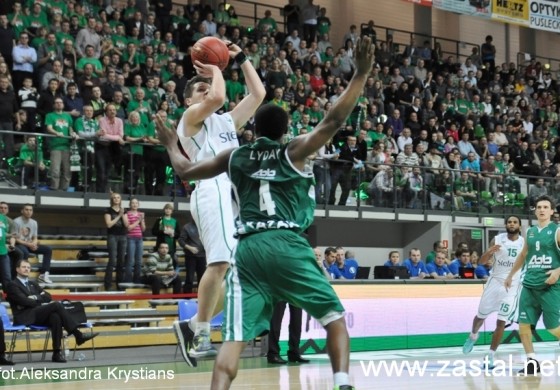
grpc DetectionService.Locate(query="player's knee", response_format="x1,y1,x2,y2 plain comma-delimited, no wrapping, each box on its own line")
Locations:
547,326,560,339
207,262,229,276
214,355,238,381
519,323,532,336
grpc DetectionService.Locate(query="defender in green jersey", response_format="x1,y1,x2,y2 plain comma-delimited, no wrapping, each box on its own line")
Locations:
158,37,374,390
505,195,560,375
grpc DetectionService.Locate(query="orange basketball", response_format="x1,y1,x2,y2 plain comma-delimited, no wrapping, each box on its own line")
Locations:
191,37,230,71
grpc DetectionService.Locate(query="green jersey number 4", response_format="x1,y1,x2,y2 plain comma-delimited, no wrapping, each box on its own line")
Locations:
260,180,277,216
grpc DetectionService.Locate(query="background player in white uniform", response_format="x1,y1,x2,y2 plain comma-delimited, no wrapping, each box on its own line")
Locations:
462,215,524,368
173,43,265,365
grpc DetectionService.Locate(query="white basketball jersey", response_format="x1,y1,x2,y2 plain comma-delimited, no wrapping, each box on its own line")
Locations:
491,232,524,281
177,112,239,184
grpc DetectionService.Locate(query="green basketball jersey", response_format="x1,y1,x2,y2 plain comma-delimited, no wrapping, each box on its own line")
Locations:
229,138,315,236
524,222,560,289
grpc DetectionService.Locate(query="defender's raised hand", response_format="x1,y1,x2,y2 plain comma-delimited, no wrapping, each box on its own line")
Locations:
353,36,375,76
155,113,178,148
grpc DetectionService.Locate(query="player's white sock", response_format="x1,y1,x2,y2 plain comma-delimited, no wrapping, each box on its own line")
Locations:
333,372,350,387
469,332,479,341
195,322,211,335
527,353,537,360
189,314,198,329
488,350,495,357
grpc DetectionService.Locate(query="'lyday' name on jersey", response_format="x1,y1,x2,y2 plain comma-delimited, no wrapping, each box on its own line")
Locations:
249,149,281,161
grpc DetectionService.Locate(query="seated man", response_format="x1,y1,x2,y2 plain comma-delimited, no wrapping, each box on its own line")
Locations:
403,248,428,279
322,246,343,279
6,259,98,363
141,243,182,295
11,204,53,283
475,259,491,280
383,250,401,266
335,247,359,279
426,250,455,279
448,249,475,277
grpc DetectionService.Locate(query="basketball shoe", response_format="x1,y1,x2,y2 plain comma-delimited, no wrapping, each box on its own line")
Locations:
173,320,197,367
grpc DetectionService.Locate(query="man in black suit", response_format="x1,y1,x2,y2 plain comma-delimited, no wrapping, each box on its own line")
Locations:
6,260,98,363
267,302,309,364
126,11,146,40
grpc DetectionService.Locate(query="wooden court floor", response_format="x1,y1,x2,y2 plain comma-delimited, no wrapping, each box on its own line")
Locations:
1,342,559,389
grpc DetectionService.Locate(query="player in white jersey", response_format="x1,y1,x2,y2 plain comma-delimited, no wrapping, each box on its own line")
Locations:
172,43,266,366
462,215,524,368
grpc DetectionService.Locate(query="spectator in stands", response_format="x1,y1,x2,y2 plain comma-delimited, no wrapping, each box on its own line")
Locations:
152,203,180,266
0,202,23,277
6,259,98,363
45,97,78,191
405,167,424,209
457,132,479,160
335,248,359,279
141,242,181,295
449,248,474,277
529,178,548,207
104,193,126,290
11,204,52,284
19,135,47,188
403,248,428,279
454,171,477,210
257,10,277,38
0,201,15,290
96,104,125,193
178,219,206,294
481,35,496,74
284,0,301,34
11,32,37,93
0,75,18,167
123,198,145,284
384,251,401,266
361,20,377,44
75,16,101,58
301,0,320,43
313,139,338,204
0,14,15,70
328,135,360,206
323,246,342,279
426,241,445,264
368,166,396,207
396,144,419,166
426,250,454,279
475,257,491,280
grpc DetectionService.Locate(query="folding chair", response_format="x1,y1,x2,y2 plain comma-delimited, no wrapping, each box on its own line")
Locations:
0,306,27,361
210,312,223,330
178,300,198,321
27,324,51,361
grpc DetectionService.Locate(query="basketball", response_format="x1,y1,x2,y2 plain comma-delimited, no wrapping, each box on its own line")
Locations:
191,37,230,71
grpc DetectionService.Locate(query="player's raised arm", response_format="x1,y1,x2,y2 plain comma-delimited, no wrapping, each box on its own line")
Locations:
182,62,226,137
157,114,231,181
228,43,266,132
288,37,374,165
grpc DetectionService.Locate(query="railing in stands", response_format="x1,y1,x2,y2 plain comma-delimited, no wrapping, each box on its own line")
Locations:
516,52,560,80
0,129,546,223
